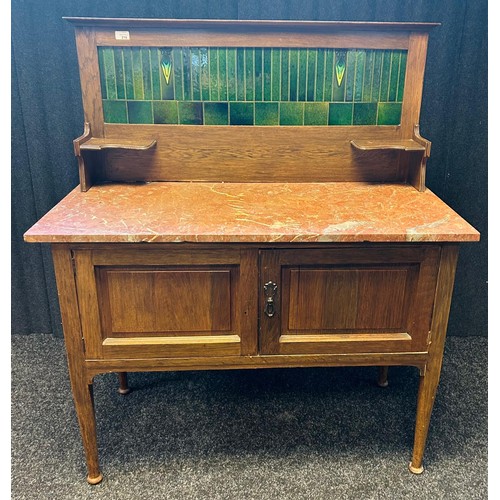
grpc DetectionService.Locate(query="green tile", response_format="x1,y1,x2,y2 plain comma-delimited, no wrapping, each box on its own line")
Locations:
380,51,391,102
236,48,245,101
324,49,334,101
306,49,316,101
230,102,253,125
397,52,407,102
97,49,107,99
178,101,203,124
141,48,153,100
103,100,127,123
332,50,346,102
173,48,183,100
281,48,289,101
271,49,281,101
304,102,328,125
123,49,134,100
353,50,365,102
132,48,144,99
153,100,178,124
377,102,402,125
210,47,219,100
289,49,298,101
151,49,161,100
182,48,192,100
227,48,236,101
200,48,210,101
114,48,126,99
254,49,263,101
371,50,383,102
102,48,117,100
388,51,400,101
315,49,325,102
204,102,228,125
218,48,228,101
362,50,374,102
245,48,254,101
298,49,307,101
328,103,353,125
353,102,377,125
345,50,355,102
263,49,272,101
191,48,201,101
159,48,175,100
280,102,304,125
127,101,152,123
255,102,279,125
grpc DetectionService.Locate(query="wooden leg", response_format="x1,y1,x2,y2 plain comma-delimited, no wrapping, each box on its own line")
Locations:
377,366,389,387
117,372,131,395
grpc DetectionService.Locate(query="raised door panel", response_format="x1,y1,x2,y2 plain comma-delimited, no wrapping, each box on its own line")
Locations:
260,246,440,355
73,247,258,359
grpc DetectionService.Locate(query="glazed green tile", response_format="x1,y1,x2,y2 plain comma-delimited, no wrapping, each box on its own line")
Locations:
200,48,210,101
102,48,117,100
397,52,407,102
204,102,229,125
112,48,126,100
227,49,236,101
127,101,152,123
388,51,400,102
289,49,298,101
153,100,178,124
315,49,325,102
344,50,355,102
263,49,272,101
377,102,402,125
370,50,383,102
332,50,346,102
178,101,203,124
151,49,161,100
188,48,200,101
271,49,281,102
122,49,134,100
97,49,107,99
304,102,328,125
103,100,127,123
209,47,219,100
255,102,278,125
173,48,183,100
218,48,228,101
353,102,377,125
324,49,334,101
306,49,316,101
132,48,144,100
281,48,289,101
141,48,153,100
230,102,254,125
328,103,353,125
236,48,245,101
280,102,304,125
298,49,307,101
353,50,365,102
245,48,254,101
254,48,263,101
362,50,374,102
379,51,391,102
182,48,192,101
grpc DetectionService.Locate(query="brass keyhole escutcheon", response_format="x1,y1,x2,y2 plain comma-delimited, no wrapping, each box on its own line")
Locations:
264,281,278,318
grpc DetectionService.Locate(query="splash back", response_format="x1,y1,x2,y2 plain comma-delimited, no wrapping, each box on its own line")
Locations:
98,47,407,126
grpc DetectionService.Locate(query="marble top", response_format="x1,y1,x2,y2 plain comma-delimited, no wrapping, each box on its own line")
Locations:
24,182,479,244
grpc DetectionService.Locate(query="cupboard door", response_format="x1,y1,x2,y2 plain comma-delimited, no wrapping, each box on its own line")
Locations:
259,246,440,355
73,247,257,359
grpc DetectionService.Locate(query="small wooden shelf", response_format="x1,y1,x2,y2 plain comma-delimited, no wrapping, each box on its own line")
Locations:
80,138,157,151
350,139,426,152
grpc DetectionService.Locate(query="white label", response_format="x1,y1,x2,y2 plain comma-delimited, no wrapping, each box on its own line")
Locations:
115,31,130,40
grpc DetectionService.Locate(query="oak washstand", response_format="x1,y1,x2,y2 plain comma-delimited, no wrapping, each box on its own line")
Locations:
24,18,479,484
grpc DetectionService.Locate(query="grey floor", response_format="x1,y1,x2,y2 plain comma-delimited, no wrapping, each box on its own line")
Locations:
12,334,487,499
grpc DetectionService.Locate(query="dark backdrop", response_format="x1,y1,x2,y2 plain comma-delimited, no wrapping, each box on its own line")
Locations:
12,0,487,337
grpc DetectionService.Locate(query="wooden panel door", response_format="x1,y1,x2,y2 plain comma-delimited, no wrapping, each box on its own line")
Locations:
73,247,257,359
259,246,440,355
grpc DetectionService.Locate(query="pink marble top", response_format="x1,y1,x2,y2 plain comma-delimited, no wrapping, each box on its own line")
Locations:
24,182,479,243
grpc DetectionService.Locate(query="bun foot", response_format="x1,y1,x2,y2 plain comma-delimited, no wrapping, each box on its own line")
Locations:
408,462,424,475
87,473,103,485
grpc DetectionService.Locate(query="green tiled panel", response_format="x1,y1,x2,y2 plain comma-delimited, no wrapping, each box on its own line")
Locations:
255,102,279,125
153,101,178,124
127,101,152,123
98,47,406,125
304,102,328,125
280,102,304,125
329,103,353,125
103,100,127,123
178,101,203,125
204,102,229,125
230,102,253,125
377,102,402,125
